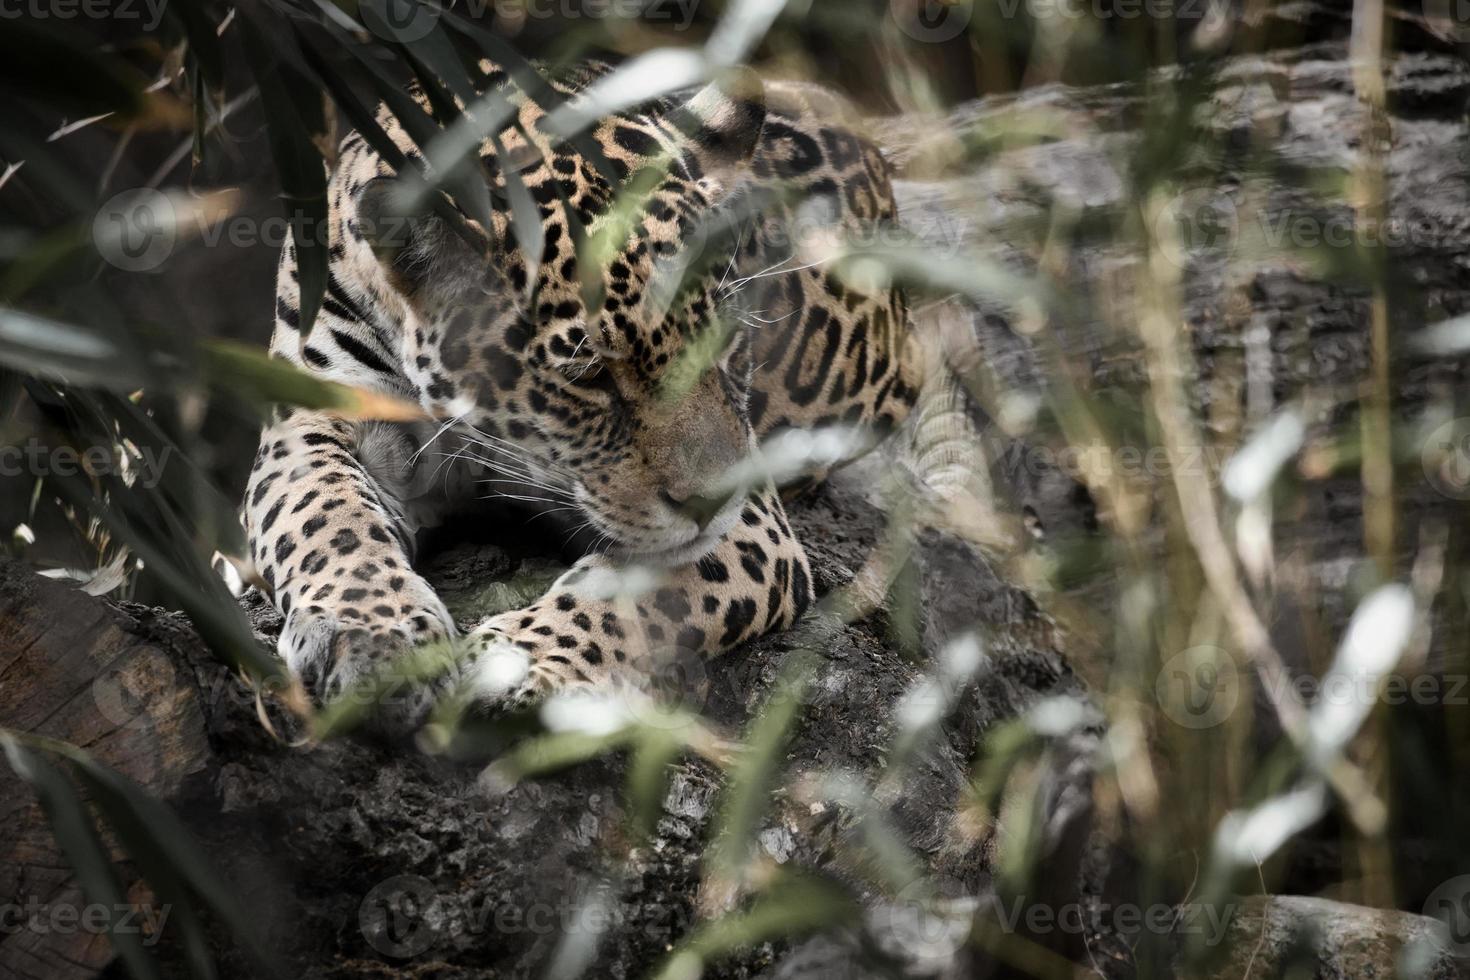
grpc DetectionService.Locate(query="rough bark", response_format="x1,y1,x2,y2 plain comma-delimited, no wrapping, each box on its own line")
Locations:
1,463,1088,979
0,561,212,980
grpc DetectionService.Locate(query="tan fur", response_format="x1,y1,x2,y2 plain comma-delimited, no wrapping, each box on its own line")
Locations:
242,62,924,725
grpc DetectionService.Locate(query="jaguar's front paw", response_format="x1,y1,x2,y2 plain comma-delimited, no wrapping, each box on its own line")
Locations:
277,573,457,734
460,617,544,714
461,606,622,715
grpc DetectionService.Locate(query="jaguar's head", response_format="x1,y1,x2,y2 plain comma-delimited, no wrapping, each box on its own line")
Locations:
361,71,768,564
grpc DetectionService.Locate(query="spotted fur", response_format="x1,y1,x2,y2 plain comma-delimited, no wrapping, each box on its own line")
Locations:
243,61,923,725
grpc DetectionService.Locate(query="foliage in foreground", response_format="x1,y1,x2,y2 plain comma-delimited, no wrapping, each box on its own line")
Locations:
5,0,1470,977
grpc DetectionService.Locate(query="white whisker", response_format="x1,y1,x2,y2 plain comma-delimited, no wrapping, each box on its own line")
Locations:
721,250,824,299
411,414,464,465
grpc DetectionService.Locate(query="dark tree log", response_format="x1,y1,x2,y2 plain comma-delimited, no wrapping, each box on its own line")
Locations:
0,465,1088,979
0,562,211,980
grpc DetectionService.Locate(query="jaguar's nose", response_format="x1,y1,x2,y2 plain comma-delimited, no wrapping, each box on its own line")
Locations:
659,487,735,532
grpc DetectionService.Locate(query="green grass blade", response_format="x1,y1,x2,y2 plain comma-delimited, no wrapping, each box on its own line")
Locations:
0,735,164,980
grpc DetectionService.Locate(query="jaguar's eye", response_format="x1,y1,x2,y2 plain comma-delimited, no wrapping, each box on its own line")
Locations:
560,359,620,396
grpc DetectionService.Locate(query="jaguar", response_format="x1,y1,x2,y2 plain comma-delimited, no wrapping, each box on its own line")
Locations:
240,59,950,729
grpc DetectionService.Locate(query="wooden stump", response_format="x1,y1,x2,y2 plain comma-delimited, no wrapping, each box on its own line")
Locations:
0,560,211,980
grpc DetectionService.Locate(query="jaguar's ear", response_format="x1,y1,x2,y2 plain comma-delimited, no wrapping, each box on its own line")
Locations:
356,176,495,309
670,68,766,188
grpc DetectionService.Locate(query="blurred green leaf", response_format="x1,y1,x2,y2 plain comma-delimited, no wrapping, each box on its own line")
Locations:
484,728,634,791
440,14,620,184
627,730,684,840
0,735,163,980
64,759,229,980
166,0,226,92
381,8,496,236
706,653,814,884
305,15,487,252
377,22,545,302
239,15,330,339
23,382,281,683
650,870,857,980
831,233,1041,311
203,340,425,420
0,308,140,389
541,49,707,141
310,637,460,740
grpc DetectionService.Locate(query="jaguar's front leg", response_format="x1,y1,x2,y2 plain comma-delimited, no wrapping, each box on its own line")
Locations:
464,487,813,710
245,409,455,727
